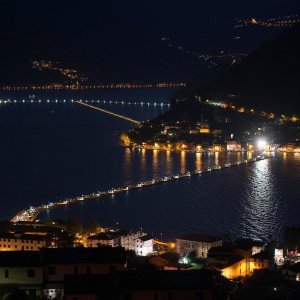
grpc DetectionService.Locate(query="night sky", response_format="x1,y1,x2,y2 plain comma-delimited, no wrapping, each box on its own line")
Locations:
0,0,299,82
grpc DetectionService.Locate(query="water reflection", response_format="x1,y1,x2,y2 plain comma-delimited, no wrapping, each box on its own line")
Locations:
247,152,253,160
165,150,172,174
196,153,202,171
140,148,147,181
239,159,280,240
152,149,159,175
214,152,219,165
180,151,186,174
294,153,300,161
123,148,132,184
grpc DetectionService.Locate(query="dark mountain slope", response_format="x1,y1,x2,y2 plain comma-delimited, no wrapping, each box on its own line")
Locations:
186,26,300,114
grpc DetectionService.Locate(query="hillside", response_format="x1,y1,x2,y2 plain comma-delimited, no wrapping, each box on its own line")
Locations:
173,26,300,115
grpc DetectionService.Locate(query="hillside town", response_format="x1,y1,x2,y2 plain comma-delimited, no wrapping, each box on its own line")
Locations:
0,219,300,299
121,99,300,154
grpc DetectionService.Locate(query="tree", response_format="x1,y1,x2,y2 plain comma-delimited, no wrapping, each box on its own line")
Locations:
87,220,100,234
162,251,180,263
284,227,300,249
187,251,197,262
66,218,83,234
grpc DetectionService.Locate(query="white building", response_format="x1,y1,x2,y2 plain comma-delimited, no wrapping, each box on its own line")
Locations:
176,234,223,258
88,230,154,256
120,231,142,251
120,232,153,256
134,235,154,256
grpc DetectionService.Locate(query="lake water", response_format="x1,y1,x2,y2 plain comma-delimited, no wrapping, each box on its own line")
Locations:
1,89,300,241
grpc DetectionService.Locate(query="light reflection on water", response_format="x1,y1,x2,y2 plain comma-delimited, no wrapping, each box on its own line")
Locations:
196,152,202,170
41,152,300,241
180,151,186,174
165,151,172,175
239,159,280,241
1,94,300,241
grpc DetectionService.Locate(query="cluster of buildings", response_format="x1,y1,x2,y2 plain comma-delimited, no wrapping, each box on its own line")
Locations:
1,220,300,299
175,233,300,282
87,230,154,256
123,94,300,154
126,119,281,153
0,247,223,300
174,234,270,279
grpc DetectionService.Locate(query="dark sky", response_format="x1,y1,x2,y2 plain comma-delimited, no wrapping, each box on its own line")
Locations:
0,0,299,83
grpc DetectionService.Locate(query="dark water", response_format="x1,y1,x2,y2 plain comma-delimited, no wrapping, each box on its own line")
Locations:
1,89,300,241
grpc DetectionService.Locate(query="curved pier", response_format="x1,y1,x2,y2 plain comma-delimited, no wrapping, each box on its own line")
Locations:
11,154,272,222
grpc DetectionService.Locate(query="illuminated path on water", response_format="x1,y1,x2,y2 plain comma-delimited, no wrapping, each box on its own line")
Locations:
11,154,272,223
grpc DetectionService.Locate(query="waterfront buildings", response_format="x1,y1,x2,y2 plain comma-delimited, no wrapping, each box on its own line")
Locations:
226,140,242,151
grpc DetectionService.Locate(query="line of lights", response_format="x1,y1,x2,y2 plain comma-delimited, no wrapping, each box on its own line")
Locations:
11,154,271,222
0,99,170,107
0,82,186,91
75,101,142,126
203,99,299,123
161,37,247,66
235,14,300,28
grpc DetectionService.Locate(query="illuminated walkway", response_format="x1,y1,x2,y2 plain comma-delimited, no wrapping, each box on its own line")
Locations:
11,154,272,223
75,101,142,126
0,99,170,107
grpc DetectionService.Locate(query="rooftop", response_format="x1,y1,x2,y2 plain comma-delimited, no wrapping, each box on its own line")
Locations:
64,270,216,294
41,247,126,265
139,234,154,242
219,255,244,270
0,251,42,267
177,234,222,243
235,238,264,251
251,251,273,260
208,245,234,256
87,230,127,241
0,232,45,241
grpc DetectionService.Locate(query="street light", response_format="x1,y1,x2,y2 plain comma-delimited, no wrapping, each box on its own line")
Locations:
257,139,267,151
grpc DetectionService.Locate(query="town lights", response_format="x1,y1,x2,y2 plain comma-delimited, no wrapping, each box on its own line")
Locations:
257,139,267,151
